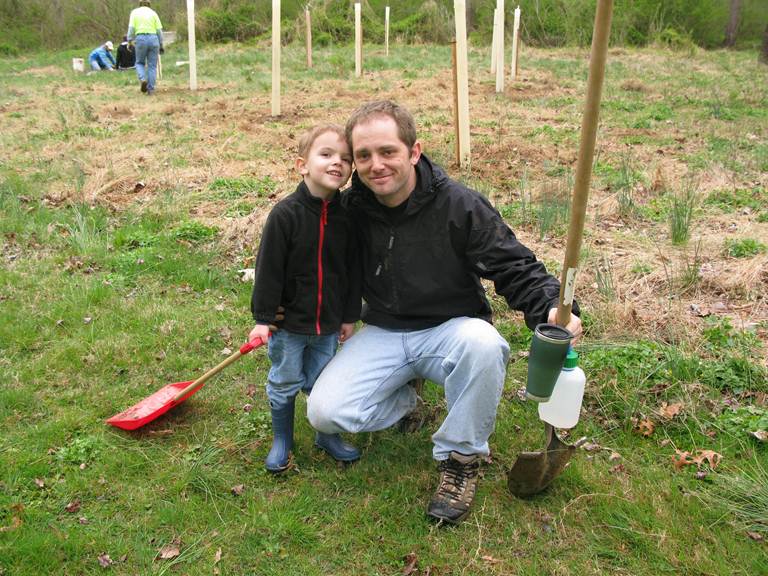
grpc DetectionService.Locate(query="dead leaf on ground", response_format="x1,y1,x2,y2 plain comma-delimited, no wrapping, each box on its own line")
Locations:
636,418,655,437
231,484,245,496
218,326,233,342
672,449,723,471
746,531,764,541
481,555,501,564
220,347,232,356
659,402,683,420
672,450,692,470
97,554,113,568
65,498,81,513
0,516,22,532
157,539,181,560
245,384,257,397
402,552,418,575
749,430,767,442
34,478,45,489
692,449,722,470
214,547,222,564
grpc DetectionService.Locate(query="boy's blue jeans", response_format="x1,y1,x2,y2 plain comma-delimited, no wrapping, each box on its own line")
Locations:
308,317,510,461
266,330,338,410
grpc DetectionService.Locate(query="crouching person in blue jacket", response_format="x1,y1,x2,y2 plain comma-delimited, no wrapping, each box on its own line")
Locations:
89,41,116,71
250,124,362,473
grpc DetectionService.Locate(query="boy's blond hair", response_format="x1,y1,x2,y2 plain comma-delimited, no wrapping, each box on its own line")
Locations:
297,124,347,158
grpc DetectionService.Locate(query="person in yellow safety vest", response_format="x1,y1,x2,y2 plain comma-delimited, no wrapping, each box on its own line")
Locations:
126,0,164,95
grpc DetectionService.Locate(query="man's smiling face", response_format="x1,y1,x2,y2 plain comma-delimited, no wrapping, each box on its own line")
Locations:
351,115,421,208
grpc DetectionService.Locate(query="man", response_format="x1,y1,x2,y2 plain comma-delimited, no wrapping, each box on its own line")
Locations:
88,41,116,71
127,0,164,95
307,100,581,525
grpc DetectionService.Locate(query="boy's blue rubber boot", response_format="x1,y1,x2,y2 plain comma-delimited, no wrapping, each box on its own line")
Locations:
265,400,295,473
314,432,361,462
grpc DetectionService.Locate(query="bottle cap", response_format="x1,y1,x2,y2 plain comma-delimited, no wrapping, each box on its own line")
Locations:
564,349,579,368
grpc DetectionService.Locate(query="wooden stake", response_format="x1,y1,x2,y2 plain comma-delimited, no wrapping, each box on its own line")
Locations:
271,0,280,116
385,6,390,57
510,5,520,81
186,0,197,90
451,40,460,165
557,0,613,327
495,0,505,93
355,3,362,77
454,0,471,168
157,53,162,80
490,8,498,74
305,8,312,68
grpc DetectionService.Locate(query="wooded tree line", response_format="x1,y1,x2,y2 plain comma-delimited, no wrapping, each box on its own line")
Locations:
1,0,766,57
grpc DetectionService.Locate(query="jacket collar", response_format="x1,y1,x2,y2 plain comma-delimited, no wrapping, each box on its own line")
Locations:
296,180,340,211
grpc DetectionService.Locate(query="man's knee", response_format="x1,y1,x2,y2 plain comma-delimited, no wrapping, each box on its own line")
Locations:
456,319,510,364
306,394,335,432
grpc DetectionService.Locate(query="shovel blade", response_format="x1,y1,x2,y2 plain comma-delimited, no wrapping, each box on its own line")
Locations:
507,423,579,497
106,380,203,430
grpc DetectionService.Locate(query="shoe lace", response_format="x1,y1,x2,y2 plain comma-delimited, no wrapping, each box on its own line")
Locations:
438,458,479,499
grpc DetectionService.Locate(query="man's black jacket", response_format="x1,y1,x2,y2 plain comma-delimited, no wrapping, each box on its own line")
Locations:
251,181,360,335
344,154,578,331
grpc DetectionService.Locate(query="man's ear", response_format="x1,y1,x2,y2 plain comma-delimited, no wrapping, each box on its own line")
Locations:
409,140,422,166
295,157,308,175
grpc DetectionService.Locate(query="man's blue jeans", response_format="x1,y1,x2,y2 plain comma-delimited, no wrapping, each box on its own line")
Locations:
266,330,338,410
134,34,160,92
307,317,510,461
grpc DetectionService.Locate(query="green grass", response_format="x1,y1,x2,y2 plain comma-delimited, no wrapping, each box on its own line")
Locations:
2,42,768,575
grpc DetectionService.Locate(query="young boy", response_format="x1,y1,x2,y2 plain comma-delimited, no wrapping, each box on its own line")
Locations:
249,124,361,473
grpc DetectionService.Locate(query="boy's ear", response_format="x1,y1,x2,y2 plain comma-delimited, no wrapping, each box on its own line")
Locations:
295,156,308,175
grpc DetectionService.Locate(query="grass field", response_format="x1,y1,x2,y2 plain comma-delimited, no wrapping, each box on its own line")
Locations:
1,39,767,575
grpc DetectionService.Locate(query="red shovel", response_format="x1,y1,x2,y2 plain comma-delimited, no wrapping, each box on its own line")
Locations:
106,336,267,430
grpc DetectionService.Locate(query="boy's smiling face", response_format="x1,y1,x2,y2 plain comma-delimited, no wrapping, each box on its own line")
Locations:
297,130,353,199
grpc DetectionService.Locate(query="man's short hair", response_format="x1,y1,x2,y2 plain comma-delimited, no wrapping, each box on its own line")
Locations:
139,0,151,6
297,124,346,158
345,100,417,149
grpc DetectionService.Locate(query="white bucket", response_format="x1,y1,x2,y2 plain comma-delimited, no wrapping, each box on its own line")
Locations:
72,58,85,73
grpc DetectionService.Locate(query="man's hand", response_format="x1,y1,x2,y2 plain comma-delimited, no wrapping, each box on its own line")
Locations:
159,46,165,55
547,308,582,343
339,322,356,343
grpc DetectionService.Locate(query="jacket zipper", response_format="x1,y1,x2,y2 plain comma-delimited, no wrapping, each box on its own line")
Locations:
315,200,329,335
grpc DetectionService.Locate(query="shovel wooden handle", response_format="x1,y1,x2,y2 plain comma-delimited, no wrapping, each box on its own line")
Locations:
556,0,613,328
172,336,267,402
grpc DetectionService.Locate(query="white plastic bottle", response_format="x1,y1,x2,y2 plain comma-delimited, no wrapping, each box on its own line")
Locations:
538,350,585,429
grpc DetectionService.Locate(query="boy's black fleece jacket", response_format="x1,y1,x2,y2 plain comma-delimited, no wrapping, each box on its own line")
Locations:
343,154,579,331
251,181,361,335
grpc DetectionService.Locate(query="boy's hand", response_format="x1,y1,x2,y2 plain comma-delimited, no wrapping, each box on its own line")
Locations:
339,323,355,343
249,324,271,343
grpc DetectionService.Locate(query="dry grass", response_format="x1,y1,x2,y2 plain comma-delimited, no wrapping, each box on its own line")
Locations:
2,45,766,350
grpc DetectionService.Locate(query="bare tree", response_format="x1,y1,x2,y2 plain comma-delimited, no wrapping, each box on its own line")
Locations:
761,23,768,64
724,0,741,48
